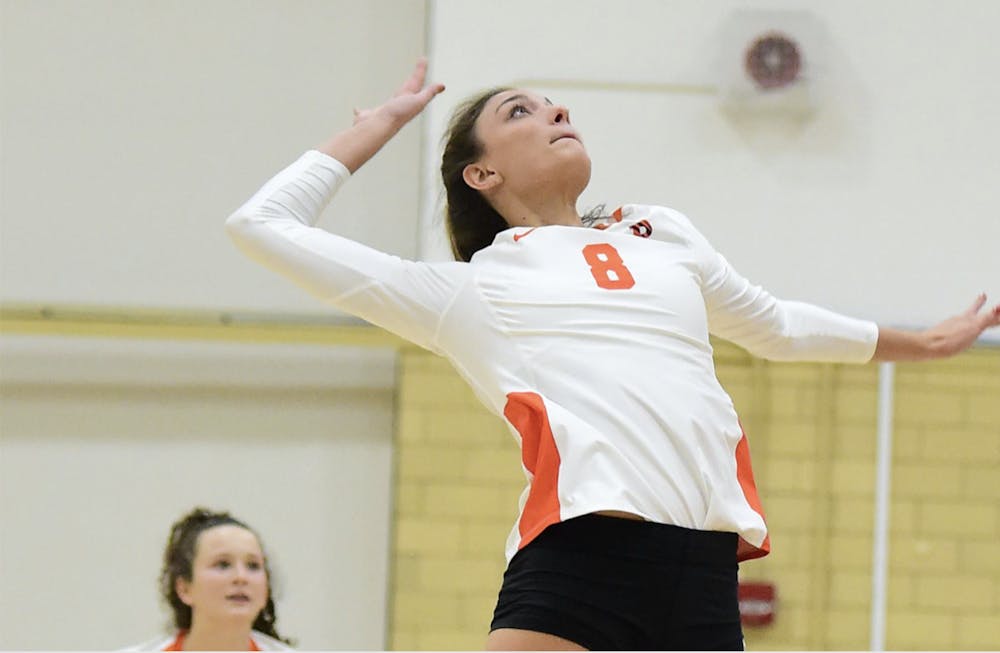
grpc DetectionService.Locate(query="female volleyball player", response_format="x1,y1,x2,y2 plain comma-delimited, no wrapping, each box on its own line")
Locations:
225,59,1000,650
126,508,292,651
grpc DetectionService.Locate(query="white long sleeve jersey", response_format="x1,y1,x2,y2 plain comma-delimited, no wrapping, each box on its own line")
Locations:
227,151,879,563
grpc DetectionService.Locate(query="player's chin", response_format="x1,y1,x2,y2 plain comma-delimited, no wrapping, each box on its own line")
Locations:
564,155,592,191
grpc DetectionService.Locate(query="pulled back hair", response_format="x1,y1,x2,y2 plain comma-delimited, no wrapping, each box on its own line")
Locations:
441,87,512,262
441,87,608,262
159,507,291,645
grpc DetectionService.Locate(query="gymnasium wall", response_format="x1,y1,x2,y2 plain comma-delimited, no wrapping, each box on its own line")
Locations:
0,0,425,649
0,334,398,650
387,344,1000,650
1,0,428,316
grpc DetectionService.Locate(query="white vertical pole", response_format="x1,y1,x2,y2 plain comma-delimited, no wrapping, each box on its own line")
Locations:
870,362,895,651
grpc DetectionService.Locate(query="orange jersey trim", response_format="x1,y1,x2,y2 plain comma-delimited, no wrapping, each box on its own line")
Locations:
734,423,770,561
504,392,562,550
163,632,184,651
162,631,261,651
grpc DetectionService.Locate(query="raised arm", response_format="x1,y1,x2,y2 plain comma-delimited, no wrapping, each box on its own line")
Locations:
319,58,444,173
872,294,1000,361
226,60,463,353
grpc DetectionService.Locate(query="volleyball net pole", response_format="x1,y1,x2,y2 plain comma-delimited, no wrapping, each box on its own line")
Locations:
870,362,895,651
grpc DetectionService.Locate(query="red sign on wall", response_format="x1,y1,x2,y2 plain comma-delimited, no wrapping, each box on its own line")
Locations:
739,582,776,626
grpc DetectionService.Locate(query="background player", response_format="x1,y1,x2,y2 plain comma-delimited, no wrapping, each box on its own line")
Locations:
126,508,293,651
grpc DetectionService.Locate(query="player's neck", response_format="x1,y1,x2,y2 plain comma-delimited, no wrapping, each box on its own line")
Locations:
493,189,582,229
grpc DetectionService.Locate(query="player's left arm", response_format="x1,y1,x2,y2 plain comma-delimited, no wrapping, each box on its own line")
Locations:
648,206,1000,363
702,250,999,363
642,207,871,362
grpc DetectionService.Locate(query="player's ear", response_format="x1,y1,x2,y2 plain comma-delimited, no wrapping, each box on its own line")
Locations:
462,162,503,191
175,577,194,606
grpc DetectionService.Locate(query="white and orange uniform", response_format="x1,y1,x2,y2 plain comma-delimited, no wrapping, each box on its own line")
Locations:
227,151,878,563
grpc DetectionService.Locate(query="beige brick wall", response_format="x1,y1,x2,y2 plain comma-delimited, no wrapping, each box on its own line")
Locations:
388,344,1000,650
887,354,1000,651
389,350,523,650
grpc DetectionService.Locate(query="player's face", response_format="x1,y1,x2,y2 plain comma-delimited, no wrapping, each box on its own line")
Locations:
473,89,591,200
176,525,269,628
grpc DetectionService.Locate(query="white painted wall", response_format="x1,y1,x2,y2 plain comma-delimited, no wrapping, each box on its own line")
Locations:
0,335,396,650
1,0,427,316
420,0,999,332
2,4,416,647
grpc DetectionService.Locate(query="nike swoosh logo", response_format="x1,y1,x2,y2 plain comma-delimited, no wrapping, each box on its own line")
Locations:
513,227,538,242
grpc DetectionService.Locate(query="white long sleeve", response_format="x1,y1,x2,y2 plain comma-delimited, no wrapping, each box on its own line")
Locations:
645,206,879,363
225,151,469,352
702,252,879,362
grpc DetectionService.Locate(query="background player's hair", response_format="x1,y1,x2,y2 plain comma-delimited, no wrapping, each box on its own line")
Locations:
440,87,512,263
159,507,291,644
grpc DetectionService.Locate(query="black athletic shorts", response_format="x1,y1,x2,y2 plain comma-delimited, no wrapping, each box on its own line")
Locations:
490,514,743,651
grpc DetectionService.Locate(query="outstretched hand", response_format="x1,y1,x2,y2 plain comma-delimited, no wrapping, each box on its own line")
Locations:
874,293,1000,362
353,58,445,127
923,293,1000,357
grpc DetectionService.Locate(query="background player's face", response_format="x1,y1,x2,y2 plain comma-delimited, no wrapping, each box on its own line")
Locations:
472,89,591,204
175,525,269,627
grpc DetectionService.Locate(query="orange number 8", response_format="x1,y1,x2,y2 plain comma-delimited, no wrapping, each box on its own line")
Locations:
582,243,635,290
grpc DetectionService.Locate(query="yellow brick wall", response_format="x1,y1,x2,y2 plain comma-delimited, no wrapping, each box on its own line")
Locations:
887,354,1000,650
389,349,523,650
388,343,1000,650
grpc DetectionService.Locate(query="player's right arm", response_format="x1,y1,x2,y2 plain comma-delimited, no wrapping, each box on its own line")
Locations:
318,57,444,173
225,60,462,352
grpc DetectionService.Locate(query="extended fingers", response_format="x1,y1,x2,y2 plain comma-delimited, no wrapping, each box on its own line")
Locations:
971,301,1000,331
966,293,988,316
964,292,986,317
988,303,1000,327
398,58,429,95
419,82,446,102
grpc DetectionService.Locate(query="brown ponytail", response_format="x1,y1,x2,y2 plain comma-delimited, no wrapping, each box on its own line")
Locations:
440,87,512,262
